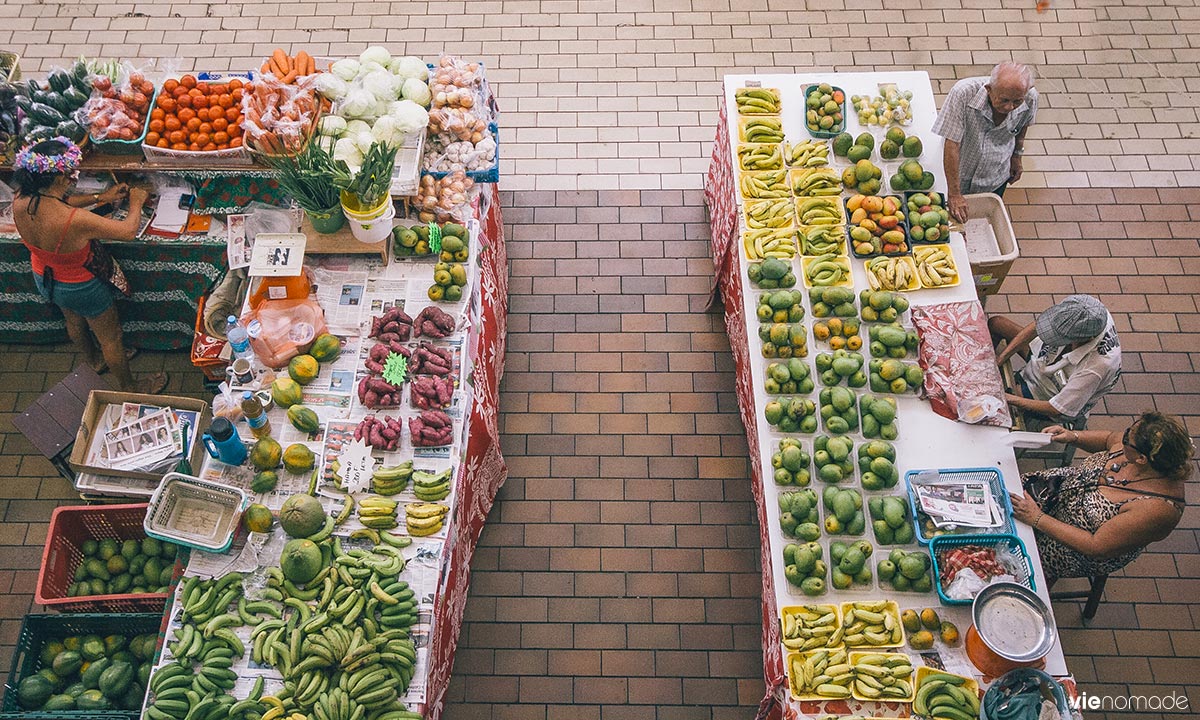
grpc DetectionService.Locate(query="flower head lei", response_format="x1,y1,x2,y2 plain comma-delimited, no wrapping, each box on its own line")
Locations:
14,138,83,175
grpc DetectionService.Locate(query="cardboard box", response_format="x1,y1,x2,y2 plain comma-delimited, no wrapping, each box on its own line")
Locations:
69,391,212,481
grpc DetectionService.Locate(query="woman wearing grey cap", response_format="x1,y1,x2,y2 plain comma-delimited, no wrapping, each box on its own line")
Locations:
989,295,1121,426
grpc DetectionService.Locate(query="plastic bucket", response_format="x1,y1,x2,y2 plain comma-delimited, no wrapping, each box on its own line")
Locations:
306,206,345,234
342,198,395,244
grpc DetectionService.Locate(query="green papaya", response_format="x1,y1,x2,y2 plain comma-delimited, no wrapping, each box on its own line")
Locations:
42,694,76,711
51,649,83,677
98,661,133,699
80,657,110,689
75,689,110,711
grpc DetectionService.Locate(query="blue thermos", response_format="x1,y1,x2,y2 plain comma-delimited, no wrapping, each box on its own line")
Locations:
201,417,248,465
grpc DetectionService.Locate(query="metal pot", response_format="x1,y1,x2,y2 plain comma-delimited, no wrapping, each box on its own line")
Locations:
967,582,1056,678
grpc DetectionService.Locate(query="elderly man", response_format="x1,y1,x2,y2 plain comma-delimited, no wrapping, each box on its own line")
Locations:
990,295,1121,427
932,62,1038,221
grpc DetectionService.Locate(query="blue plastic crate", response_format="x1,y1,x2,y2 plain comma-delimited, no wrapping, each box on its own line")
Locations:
904,467,1015,545
929,533,1035,605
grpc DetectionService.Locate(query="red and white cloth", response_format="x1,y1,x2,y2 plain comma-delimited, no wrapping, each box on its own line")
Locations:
912,301,1012,428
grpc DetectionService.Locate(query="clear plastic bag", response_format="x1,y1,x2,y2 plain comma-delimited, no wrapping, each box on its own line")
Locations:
422,134,496,174
414,171,474,224
241,73,320,154
82,61,155,142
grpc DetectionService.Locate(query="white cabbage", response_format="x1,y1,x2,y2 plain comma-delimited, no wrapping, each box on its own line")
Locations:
330,59,359,82
400,78,431,107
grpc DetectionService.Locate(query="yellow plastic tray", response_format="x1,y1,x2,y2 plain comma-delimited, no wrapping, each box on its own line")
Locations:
864,255,921,292
839,600,906,649
787,648,854,702
802,255,854,289
780,604,842,651
913,244,960,289
849,651,916,703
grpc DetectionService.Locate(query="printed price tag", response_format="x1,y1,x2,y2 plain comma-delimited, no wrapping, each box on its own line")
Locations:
338,439,375,494
383,352,408,386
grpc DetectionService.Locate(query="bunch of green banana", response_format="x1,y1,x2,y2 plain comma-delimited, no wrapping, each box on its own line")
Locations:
842,601,903,647
744,198,794,230
738,143,782,171
735,87,780,115
914,671,980,720
792,169,841,197
358,495,399,530
786,140,830,168
406,502,449,537
789,648,853,699
741,116,784,143
334,494,355,527
743,227,796,260
805,254,851,287
329,459,344,489
412,468,452,501
866,256,914,291
797,197,844,226
800,226,844,256
739,169,789,199
372,461,413,495
851,652,913,700
913,245,958,287
781,604,843,651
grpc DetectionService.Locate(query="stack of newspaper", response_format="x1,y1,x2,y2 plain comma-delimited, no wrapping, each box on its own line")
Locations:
912,473,1005,529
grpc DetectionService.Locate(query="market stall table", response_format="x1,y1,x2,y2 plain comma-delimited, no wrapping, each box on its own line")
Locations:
705,72,1070,720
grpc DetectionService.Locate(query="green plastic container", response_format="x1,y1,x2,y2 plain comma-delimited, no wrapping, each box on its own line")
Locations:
306,206,346,234
804,83,847,139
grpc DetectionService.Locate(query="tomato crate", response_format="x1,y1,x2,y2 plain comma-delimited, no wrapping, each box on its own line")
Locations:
34,504,174,614
0,612,163,719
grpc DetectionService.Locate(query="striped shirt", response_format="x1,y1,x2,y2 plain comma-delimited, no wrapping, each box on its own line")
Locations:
931,77,1038,194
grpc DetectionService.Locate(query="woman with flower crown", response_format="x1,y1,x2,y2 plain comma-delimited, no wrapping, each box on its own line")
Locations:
13,137,166,392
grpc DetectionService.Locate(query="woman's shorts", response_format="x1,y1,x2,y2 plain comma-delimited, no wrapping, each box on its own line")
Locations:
33,272,115,319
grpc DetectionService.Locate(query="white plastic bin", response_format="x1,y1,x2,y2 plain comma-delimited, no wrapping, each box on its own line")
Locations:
963,193,1019,297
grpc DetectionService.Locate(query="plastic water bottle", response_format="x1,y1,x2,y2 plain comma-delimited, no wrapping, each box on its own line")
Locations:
226,315,255,362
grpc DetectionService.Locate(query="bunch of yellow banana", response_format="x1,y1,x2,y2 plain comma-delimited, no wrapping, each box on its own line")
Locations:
843,601,903,647
738,143,782,171
735,87,780,115
851,652,914,701
744,198,794,230
356,495,398,530
913,245,958,287
804,254,851,287
796,197,844,226
792,169,841,197
406,502,449,537
800,226,844,256
790,647,853,699
739,169,789,199
786,140,829,168
741,116,784,144
781,604,843,651
866,256,915,291
743,227,796,260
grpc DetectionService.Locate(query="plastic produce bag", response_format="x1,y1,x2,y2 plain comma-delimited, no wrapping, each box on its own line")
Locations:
422,134,496,174
81,62,155,141
242,73,319,155
414,171,474,224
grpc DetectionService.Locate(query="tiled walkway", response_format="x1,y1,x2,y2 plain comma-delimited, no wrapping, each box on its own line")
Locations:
0,3,1197,719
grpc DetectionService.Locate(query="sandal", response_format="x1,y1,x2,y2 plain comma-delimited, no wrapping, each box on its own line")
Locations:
93,347,140,375
136,371,168,395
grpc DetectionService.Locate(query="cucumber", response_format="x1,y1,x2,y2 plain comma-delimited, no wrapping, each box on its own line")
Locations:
47,69,72,94
27,102,66,126
44,92,70,115
63,87,90,109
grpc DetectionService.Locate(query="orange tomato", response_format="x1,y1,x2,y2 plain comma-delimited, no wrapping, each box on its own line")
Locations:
168,130,185,144
218,94,233,109
195,133,211,146
211,117,228,132
180,75,196,89
186,117,201,132
178,108,195,123
163,79,179,93
229,124,242,138
217,143,229,150
173,86,188,99
202,143,217,152
149,119,165,133
192,95,209,109
158,97,177,113
157,138,170,148
189,142,201,151
164,116,182,131
171,142,188,150
145,131,161,145
213,131,229,145
195,108,210,122
230,136,242,147
231,88,244,102
177,94,192,109
196,82,209,94
199,122,213,135
150,108,165,120
225,107,240,123
229,78,243,90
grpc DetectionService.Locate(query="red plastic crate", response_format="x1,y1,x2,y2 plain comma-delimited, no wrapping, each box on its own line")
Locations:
35,503,171,613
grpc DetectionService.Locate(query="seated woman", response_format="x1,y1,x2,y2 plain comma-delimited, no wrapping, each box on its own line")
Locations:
1010,412,1192,585
12,138,166,393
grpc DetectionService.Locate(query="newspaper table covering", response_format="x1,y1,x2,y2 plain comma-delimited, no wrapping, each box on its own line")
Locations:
705,72,1072,720
148,185,508,720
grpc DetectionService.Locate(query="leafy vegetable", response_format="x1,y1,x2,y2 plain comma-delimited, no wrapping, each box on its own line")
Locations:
332,140,398,211
266,138,342,213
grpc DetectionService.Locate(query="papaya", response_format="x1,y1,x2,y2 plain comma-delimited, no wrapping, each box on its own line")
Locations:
243,503,274,533
282,443,316,475
308,333,342,363
251,470,279,494
249,437,283,472
270,378,304,408
80,657,110,689
79,636,106,662
287,354,319,385
98,661,133,699
42,694,76,711
286,406,320,435
75,689,109,711
17,675,54,709
51,650,83,677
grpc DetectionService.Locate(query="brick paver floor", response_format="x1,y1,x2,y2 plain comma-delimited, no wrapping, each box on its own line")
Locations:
1,3,1198,720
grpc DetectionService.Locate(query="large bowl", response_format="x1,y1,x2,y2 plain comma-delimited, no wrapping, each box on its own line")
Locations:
971,581,1056,662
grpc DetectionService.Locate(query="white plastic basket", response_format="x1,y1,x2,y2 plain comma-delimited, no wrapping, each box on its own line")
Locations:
140,71,254,166
143,472,247,552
